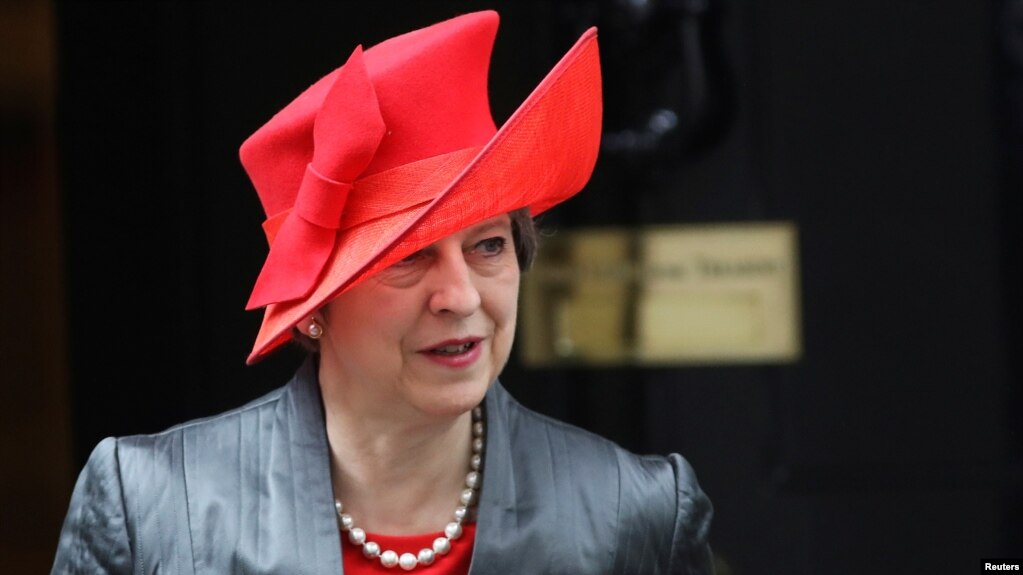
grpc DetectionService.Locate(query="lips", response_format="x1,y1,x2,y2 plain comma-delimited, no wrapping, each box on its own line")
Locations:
420,337,484,367
423,338,482,355
431,341,477,356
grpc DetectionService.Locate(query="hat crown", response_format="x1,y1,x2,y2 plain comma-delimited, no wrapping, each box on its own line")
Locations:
240,11,500,218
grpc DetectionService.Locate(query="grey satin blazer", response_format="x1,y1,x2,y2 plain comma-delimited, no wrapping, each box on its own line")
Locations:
52,360,714,574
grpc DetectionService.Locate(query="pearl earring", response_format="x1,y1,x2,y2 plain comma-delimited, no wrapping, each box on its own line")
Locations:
308,319,323,340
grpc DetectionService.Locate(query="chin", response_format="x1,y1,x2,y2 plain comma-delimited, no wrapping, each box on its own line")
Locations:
413,375,493,419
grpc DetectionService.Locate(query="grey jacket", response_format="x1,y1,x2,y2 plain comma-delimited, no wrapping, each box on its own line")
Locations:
52,360,714,574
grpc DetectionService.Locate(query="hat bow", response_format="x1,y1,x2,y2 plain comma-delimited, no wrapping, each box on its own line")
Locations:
247,46,385,310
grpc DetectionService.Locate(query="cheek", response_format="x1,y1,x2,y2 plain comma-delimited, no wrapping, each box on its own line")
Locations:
490,269,521,330
489,276,519,373
326,288,407,353
349,298,413,346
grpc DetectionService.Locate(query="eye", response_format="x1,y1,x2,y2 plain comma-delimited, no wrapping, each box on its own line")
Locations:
474,236,507,257
392,249,427,268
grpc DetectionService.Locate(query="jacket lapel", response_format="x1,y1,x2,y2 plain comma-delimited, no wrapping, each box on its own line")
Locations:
272,358,345,574
469,382,526,575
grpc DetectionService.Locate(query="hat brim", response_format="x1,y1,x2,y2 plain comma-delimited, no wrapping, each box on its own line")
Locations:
248,28,601,364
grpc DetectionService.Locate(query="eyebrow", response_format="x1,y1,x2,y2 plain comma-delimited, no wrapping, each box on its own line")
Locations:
407,217,511,258
465,217,511,237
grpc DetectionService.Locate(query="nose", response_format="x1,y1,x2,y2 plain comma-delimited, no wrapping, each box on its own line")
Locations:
427,251,482,317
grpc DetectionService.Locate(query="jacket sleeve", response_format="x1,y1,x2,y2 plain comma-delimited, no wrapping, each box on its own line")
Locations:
668,453,715,575
51,437,133,575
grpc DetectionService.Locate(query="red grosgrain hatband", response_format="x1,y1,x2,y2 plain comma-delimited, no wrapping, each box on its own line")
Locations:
241,10,602,364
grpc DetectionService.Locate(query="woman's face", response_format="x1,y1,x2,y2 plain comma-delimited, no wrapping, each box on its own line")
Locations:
318,214,520,421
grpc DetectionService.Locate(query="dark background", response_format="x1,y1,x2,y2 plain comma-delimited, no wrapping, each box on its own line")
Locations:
2,0,1019,573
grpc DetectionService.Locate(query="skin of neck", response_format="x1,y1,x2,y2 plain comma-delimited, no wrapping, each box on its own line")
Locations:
318,359,475,536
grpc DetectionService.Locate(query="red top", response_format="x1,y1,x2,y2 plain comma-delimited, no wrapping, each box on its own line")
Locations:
341,524,476,574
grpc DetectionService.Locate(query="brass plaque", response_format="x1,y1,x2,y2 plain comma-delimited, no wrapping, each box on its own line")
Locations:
520,222,801,366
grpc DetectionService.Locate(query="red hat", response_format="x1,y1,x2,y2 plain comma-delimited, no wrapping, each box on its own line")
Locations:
241,10,602,364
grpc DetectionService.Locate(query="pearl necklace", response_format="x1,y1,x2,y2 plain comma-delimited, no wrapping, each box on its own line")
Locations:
334,406,485,571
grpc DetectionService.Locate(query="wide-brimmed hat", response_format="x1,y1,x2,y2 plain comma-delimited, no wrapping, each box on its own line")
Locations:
241,10,602,364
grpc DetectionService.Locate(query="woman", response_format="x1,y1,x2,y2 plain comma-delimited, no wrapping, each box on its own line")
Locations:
52,10,713,574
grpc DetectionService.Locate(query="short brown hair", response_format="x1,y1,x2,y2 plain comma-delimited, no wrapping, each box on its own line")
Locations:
291,208,538,352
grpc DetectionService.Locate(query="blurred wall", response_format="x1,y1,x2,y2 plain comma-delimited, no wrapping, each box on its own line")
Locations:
0,0,72,572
